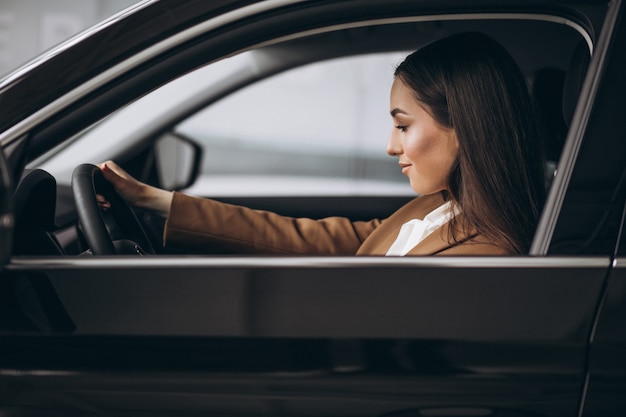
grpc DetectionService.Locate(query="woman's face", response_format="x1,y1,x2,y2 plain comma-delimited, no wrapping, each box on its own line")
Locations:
387,77,459,196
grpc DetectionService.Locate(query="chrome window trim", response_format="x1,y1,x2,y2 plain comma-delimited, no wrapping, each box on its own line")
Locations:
253,13,593,52
0,8,592,149
8,256,611,271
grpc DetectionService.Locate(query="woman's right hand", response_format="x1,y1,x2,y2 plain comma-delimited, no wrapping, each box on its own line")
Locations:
98,160,173,218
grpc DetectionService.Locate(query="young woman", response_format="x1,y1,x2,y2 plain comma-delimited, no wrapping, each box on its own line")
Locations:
99,32,545,256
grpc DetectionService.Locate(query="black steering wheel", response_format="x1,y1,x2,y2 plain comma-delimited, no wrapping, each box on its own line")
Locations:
72,164,155,255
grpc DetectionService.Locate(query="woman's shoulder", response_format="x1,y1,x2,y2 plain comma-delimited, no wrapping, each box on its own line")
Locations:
434,235,511,256
392,193,447,218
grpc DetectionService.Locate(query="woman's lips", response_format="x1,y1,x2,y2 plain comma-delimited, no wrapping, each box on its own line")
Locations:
399,162,411,175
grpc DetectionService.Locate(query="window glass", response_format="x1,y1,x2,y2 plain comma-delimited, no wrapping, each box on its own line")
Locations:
177,53,414,197
29,52,257,185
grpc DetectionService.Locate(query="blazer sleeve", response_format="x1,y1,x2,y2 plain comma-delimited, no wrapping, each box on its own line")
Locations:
163,192,382,255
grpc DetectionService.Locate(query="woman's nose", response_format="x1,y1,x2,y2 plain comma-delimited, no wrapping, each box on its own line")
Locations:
386,131,401,156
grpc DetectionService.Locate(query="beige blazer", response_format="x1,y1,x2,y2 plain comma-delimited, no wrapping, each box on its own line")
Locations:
163,192,508,256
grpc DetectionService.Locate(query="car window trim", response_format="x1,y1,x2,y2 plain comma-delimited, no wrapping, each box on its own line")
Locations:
7,256,611,271
254,13,593,53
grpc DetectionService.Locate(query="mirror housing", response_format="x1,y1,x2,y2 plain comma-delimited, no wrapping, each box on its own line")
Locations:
153,133,202,191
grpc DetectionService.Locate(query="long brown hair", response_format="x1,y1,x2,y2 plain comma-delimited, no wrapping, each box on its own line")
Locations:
395,32,545,254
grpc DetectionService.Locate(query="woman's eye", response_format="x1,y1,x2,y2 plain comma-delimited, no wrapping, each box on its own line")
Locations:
395,125,407,132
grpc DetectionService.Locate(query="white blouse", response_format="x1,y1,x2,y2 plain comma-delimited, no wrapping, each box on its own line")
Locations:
385,201,459,256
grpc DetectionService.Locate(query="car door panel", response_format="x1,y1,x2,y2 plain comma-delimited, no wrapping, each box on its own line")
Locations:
1,256,609,416
6,257,606,338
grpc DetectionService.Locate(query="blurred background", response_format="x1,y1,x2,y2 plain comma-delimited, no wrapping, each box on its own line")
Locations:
0,0,136,78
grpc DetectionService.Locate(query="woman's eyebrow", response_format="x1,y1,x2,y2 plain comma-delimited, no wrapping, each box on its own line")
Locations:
390,108,408,117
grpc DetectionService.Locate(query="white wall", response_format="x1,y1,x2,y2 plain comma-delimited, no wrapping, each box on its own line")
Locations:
0,0,137,78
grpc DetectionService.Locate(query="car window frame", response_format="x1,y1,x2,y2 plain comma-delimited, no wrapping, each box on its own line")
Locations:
2,4,607,260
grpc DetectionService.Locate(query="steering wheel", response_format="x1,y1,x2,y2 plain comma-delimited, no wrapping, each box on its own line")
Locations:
72,164,155,255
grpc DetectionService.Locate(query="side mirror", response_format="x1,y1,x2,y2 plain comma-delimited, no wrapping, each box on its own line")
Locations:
153,133,202,191
0,149,13,265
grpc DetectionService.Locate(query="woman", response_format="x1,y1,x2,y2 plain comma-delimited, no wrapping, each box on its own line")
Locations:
99,32,545,256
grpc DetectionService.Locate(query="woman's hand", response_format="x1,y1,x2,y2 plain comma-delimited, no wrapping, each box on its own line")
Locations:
98,160,173,218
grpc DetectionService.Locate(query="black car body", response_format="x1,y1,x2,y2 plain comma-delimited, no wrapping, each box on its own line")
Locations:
0,0,625,416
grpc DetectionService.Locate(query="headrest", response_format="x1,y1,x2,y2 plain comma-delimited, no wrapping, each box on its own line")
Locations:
562,41,591,126
533,67,567,162
13,169,57,230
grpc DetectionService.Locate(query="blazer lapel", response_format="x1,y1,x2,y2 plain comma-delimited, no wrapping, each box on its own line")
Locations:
356,193,501,256
357,193,448,256
406,214,478,255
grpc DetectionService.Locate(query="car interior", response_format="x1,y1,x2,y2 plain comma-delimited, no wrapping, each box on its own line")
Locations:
12,16,594,257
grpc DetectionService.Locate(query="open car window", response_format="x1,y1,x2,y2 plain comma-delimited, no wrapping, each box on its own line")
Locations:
176,52,413,197
22,15,592,258
34,51,415,197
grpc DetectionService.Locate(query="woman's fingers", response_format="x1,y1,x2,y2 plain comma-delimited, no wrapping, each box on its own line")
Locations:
99,160,143,206
100,161,126,185
96,194,111,211
97,160,172,217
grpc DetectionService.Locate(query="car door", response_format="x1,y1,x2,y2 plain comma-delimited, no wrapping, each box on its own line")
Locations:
0,2,623,416
583,220,626,416
572,1,626,414
0,255,607,416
